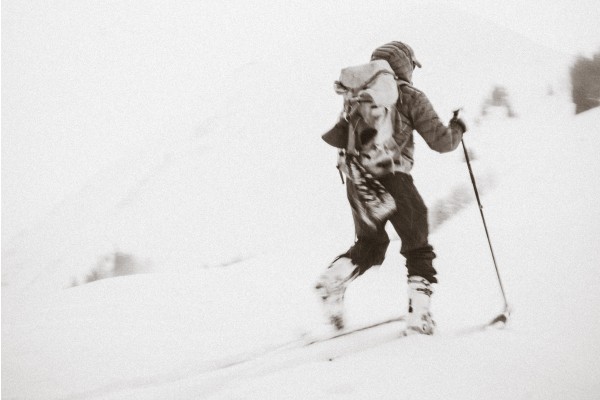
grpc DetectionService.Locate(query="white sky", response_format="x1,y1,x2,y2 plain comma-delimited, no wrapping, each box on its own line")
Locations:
2,0,599,243
454,0,600,56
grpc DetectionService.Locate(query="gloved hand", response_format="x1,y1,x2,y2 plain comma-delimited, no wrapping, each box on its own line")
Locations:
450,109,467,134
449,116,467,134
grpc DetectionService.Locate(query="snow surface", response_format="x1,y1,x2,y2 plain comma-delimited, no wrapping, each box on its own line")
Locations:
6,99,600,400
3,1,600,399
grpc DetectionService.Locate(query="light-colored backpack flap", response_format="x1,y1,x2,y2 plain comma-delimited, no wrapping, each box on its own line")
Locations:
338,60,398,107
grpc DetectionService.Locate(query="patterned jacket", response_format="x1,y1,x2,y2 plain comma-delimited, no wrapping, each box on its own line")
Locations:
373,41,464,174
390,83,464,173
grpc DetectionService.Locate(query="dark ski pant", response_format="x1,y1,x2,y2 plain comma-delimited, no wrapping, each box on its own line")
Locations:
340,172,438,284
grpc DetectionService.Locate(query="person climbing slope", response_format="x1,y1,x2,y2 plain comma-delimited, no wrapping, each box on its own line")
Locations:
317,41,467,335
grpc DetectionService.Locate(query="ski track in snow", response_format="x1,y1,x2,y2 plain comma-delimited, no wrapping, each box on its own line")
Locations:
64,320,497,400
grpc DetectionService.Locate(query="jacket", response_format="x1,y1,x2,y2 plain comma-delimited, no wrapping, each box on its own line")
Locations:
391,83,463,173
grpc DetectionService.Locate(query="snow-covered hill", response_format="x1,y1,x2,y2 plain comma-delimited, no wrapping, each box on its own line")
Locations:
2,1,571,295
3,105,600,400
3,1,600,399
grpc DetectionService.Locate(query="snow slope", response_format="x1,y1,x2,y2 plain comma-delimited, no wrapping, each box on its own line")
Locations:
4,90,600,400
3,1,600,399
1,1,571,294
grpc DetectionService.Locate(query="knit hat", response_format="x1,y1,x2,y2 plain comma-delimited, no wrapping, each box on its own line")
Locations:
371,41,421,83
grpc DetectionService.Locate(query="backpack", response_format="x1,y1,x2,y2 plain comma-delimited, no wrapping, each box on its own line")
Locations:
333,59,398,109
323,60,401,227
329,59,402,179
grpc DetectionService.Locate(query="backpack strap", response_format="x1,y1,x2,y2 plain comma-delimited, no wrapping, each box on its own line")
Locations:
345,106,361,156
394,80,415,127
395,79,411,104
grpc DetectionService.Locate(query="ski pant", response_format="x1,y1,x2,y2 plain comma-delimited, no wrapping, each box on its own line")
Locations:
339,172,438,284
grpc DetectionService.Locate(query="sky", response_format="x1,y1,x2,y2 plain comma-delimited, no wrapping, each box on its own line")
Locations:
454,0,600,56
2,0,600,244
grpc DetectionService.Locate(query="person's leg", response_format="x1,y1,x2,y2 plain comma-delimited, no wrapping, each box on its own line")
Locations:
340,178,390,273
381,173,437,283
315,256,359,330
315,180,390,330
381,173,436,334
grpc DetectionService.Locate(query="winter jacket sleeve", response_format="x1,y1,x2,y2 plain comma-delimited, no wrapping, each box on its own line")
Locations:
406,88,463,153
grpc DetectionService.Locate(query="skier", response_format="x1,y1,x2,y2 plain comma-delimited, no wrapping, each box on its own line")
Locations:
316,41,467,335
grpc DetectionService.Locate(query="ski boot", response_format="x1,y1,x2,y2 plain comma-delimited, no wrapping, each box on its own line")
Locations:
406,276,436,335
314,257,358,331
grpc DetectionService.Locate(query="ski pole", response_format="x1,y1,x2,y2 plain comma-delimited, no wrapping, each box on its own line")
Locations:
455,110,511,325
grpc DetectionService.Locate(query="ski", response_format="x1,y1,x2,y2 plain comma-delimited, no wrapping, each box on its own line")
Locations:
200,314,506,377
304,316,405,346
